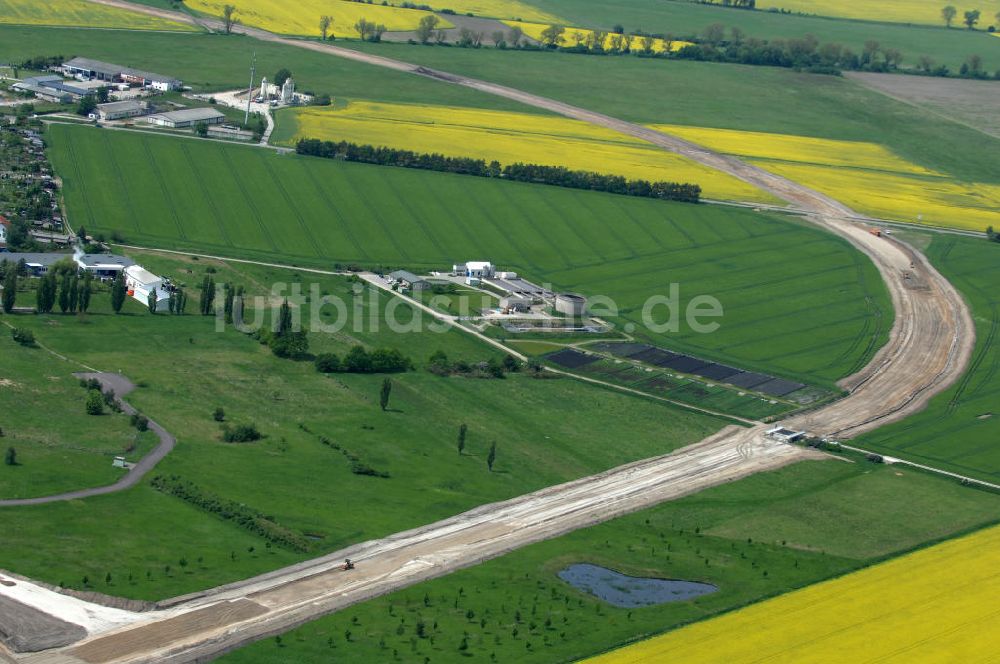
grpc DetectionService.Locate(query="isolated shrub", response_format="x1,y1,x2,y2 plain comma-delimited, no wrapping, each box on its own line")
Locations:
222,423,262,443
85,389,104,415
11,328,34,346
130,414,149,432
314,353,342,373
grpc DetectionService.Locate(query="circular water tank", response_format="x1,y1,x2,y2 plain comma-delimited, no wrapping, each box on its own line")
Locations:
555,292,587,317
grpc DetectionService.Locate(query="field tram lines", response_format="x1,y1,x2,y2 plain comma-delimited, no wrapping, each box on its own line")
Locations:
498,188,576,268
141,138,188,242
368,167,450,259
336,170,413,263
179,142,233,248
947,302,998,414
101,131,142,234
297,163,368,260
259,156,324,259
219,148,279,252
61,128,97,231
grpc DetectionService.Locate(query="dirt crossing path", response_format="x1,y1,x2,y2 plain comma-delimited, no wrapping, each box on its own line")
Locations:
4,2,976,660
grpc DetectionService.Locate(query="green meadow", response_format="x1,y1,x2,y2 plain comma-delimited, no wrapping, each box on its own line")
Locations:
0,251,723,599
219,459,1000,664
47,124,890,385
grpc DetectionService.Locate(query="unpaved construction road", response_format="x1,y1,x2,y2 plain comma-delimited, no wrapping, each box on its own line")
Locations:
0,3,975,661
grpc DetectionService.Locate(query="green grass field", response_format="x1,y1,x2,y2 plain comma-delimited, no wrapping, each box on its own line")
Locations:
0,325,158,498
0,251,726,599
858,234,1000,481
46,124,890,385
218,460,1000,664
527,0,1000,71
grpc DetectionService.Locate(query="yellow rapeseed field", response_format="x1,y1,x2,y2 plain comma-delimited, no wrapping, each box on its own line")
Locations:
185,0,452,37
0,0,192,30
587,524,1000,663
756,0,1000,26
652,123,1000,230
503,20,692,52
285,101,774,203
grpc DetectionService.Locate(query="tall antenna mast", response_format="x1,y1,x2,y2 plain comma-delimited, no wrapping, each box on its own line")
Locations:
245,51,256,125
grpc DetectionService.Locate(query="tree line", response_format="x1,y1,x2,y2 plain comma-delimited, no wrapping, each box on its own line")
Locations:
315,345,412,374
151,474,312,551
296,138,702,203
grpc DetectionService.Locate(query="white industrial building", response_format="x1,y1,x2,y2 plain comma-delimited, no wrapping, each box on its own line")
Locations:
281,77,296,103
145,107,225,128
453,261,495,279
124,264,170,311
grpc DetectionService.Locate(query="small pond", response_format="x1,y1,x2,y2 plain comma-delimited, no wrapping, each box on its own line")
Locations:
557,563,718,608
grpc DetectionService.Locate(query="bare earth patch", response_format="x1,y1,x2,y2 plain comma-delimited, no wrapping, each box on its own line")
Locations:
847,72,1000,139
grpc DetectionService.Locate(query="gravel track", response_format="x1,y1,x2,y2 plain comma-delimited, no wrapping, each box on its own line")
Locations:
5,2,976,660
0,374,175,507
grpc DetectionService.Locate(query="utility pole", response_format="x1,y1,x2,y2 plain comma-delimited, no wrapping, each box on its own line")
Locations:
245,51,256,126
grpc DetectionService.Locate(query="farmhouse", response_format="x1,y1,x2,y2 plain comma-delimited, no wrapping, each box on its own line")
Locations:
145,108,225,128
389,270,429,290
93,100,148,122
0,215,8,250
62,57,182,91
124,264,170,311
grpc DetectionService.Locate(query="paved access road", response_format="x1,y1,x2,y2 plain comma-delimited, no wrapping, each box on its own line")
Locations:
0,374,174,507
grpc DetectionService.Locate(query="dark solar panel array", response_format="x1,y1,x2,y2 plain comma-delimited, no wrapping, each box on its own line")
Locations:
570,343,806,397
630,348,679,366
664,356,710,373
726,372,772,389
548,349,599,369
693,364,741,381
753,378,806,397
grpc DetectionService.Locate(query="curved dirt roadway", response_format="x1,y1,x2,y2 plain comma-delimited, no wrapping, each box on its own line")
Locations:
0,374,175,507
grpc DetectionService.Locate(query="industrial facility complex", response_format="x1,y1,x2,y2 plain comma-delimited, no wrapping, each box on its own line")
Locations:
61,56,182,91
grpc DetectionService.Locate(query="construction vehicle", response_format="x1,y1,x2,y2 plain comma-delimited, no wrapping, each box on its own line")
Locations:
341,558,355,571
868,228,882,237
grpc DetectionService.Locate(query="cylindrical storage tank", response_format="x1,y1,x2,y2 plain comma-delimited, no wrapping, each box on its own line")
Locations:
554,292,587,317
